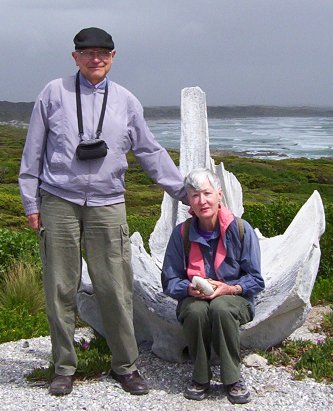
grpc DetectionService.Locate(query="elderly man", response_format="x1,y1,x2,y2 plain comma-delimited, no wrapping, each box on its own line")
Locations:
19,27,187,396
162,168,264,404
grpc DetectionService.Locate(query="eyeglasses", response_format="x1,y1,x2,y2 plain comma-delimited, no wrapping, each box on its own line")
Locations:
77,50,113,60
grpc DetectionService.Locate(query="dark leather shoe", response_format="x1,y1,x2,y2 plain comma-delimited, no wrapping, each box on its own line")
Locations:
49,374,74,396
110,369,149,395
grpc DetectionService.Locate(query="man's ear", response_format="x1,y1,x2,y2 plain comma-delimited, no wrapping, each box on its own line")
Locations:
72,51,79,66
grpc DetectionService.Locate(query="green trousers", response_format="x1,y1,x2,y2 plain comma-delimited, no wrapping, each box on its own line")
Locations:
39,190,138,376
178,295,252,385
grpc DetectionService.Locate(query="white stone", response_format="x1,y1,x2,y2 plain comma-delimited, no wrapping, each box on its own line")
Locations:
192,276,215,295
243,353,269,369
77,87,326,363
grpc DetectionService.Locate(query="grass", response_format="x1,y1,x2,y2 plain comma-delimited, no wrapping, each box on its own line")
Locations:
258,310,333,383
0,260,44,312
219,156,333,204
0,259,48,343
0,228,40,276
26,334,111,383
0,306,49,344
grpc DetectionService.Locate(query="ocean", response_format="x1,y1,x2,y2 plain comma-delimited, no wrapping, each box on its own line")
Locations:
3,105,333,160
144,106,333,160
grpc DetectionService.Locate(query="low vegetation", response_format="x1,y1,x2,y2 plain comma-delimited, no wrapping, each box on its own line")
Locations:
0,124,332,384
27,335,111,383
259,310,333,383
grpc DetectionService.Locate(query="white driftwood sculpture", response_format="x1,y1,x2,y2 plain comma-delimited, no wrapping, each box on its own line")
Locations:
77,87,326,363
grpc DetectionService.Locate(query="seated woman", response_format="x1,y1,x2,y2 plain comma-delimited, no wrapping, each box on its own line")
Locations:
161,168,265,404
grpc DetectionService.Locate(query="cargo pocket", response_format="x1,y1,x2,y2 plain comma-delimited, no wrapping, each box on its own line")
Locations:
120,223,131,260
38,226,47,270
239,298,253,325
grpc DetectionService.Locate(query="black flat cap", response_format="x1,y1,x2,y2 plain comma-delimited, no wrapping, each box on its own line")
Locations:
74,27,114,50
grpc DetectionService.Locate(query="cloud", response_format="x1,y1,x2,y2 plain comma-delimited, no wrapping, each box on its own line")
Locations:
1,0,333,106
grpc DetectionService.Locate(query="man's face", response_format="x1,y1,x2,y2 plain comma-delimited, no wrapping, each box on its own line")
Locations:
72,48,116,85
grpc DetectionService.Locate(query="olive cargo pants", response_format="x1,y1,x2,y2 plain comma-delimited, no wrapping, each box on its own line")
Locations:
178,295,252,385
39,190,138,376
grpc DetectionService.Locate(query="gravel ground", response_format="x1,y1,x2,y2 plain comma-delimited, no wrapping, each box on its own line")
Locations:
0,326,332,411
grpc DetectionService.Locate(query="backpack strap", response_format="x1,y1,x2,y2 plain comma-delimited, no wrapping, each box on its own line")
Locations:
236,217,245,242
181,217,192,258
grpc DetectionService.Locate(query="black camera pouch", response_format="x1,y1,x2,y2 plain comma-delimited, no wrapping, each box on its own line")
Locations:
76,139,108,160
75,72,109,160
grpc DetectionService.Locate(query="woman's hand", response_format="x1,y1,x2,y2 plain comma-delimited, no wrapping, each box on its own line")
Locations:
205,279,234,299
203,279,239,299
188,279,240,300
188,279,234,299
188,283,208,299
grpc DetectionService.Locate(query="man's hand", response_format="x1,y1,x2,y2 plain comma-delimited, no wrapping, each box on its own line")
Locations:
27,213,41,231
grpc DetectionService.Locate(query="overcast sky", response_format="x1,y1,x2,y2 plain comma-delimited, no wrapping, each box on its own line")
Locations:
1,0,333,106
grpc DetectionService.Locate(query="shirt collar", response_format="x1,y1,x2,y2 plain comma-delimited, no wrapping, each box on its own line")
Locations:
190,217,220,244
79,72,109,90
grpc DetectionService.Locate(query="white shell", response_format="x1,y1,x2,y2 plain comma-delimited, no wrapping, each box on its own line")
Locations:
192,276,215,295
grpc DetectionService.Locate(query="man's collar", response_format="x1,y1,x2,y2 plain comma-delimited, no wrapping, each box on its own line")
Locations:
78,72,109,90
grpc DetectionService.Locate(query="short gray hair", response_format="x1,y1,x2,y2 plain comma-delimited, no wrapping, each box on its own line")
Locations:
184,168,221,192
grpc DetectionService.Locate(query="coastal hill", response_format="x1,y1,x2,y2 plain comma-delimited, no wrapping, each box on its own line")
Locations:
0,101,34,122
1,101,333,123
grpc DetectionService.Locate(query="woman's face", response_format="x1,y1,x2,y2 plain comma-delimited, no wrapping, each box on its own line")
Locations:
187,178,222,226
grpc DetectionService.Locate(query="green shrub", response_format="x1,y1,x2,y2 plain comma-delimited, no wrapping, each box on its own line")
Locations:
259,337,333,383
243,198,300,237
321,310,333,338
75,336,111,378
236,173,270,189
0,305,49,343
26,335,111,382
0,228,40,275
0,192,24,214
318,203,333,280
243,198,332,285
294,338,333,382
0,260,44,313
0,213,27,229
311,278,333,305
